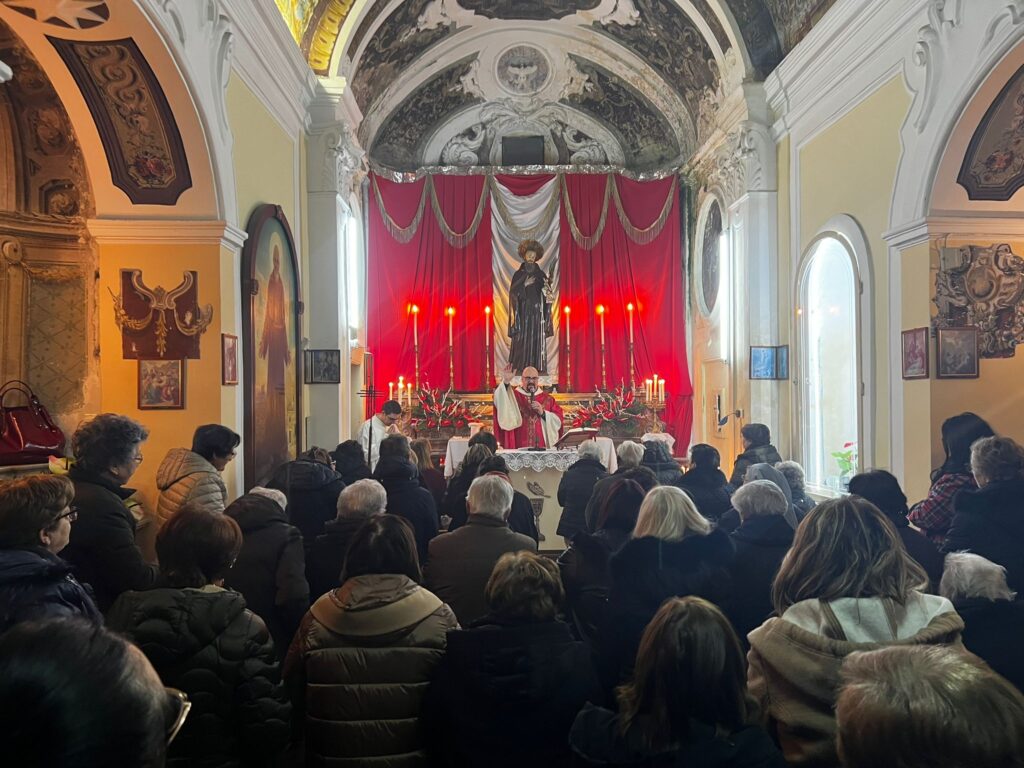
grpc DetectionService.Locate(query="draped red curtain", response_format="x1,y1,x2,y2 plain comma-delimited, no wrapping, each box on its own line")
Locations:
367,172,693,452
558,174,693,451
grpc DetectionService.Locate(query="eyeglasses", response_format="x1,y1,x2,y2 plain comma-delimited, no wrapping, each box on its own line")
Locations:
56,506,78,523
165,687,191,745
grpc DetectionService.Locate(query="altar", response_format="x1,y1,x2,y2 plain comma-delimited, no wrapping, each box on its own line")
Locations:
445,436,618,551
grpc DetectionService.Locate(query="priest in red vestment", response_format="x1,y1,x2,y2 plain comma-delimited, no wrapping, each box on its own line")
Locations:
493,365,563,448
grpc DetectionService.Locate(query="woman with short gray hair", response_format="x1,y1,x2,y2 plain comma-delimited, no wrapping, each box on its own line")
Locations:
944,436,1024,593
940,552,1024,691
60,413,157,612
775,461,815,516
307,479,387,599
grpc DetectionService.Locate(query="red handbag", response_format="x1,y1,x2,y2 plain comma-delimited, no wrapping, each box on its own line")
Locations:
0,380,66,466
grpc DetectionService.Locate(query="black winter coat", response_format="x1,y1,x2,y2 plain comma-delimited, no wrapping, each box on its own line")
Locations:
945,478,1024,592
729,444,783,487
570,703,788,768
0,547,101,633
887,514,944,591
601,529,734,689
107,586,291,768
641,458,685,486
675,467,735,521
424,617,600,768
267,459,346,546
374,456,439,562
558,527,631,643
557,457,608,538
60,467,158,612
224,494,309,659
955,597,1024,692
726,515,794,644
306,515,367,600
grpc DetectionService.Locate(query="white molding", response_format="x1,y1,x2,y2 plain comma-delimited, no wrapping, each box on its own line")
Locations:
88,219,247,248
220,0,317,135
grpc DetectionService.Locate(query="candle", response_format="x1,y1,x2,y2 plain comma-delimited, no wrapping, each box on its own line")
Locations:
484,306,491,347
627,302,635,344
411,304,419,346
407,382,413,407
645,378,653,401
596,304,605,345
564,305,571,346
388,381,394,401
659,379,665,403
445,306,455,346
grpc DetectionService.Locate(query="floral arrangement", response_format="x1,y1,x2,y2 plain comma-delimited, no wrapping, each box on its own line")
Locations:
568,385,649,431
410,387,479,432
831,441,858,476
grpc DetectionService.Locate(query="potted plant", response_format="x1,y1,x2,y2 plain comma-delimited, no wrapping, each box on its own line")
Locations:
830,441,859,489
568,386,651,439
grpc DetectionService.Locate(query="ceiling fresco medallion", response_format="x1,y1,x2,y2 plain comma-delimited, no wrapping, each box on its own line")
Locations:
456,0,600,20
495,45,550,96
2,0,109,30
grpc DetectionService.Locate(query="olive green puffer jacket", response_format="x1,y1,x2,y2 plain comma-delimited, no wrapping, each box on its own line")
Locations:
156,448,227,523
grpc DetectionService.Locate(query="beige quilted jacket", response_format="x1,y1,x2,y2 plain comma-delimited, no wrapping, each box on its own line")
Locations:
155,448,227,523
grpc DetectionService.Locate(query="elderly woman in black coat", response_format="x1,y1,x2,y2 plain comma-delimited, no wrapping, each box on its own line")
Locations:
0,475,100,632
676,443,735,521
557,440,608,543
640,441,685,486
59,413,158,612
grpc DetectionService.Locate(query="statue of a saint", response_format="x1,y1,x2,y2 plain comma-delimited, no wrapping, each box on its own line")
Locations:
508,239,554,373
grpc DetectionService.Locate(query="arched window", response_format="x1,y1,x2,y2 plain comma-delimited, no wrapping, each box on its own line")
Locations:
799,236,861,492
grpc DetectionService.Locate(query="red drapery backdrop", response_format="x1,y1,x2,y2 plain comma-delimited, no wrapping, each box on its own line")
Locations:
367,172,693,452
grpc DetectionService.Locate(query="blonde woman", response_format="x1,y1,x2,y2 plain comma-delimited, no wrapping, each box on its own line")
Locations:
600,486,733,690
747,497,964,766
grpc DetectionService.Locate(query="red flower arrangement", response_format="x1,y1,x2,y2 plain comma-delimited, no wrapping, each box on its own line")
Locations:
410,387,479,432
568,385,649,430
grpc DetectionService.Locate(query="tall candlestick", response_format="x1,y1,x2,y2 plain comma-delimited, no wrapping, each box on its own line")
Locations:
627,302,635,344
446,307,456,390
484,306,491,390
564,305,571,346
596,305,607,389
563,306,571,391
411,305,420,389
596,305,606,345
446,307,454,346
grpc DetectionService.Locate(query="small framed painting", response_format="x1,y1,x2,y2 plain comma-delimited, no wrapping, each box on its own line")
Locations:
138,359,185,409
936,327,980,379
304,349,341,384
221,334,238,385
901,327,929,379
750,346,789,380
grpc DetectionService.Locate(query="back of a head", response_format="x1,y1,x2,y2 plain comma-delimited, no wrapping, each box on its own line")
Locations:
0,474,74,548
596,478,647,532
381,400,403,417
617,440,645,469
342,514,421,583
732,479,788,521
410,439,434,473
618,597,748,749
938,412,995,479
485,550,564,623
459,444,494,480
333,440,365,464
467,474,514,521
633,485,710,542
970,435,1024,486
468,430,498,454
774,461,806,493
478,455,510,475
689,443,720,470
191,424,240,463
642,441,674,465
741,423,771,447
336,479,387,520
772,497,928,614
837,645,1024,768
156,504,242,588
378,433,411,461
0,619,168,768
940,552,1016,602
847,470,908,518
301,446,333,466
578,440,603,463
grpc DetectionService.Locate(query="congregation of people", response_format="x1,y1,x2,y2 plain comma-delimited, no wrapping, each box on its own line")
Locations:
3,408,1024,767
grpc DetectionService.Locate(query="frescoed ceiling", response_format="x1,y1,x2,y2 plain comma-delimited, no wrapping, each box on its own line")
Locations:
276,0,840,172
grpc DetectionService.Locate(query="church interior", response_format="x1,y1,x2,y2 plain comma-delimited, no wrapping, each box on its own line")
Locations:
4,0,1024,764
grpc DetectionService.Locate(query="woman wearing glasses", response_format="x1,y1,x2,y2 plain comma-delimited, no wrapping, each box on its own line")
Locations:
0,474,100,633
60,413,158,612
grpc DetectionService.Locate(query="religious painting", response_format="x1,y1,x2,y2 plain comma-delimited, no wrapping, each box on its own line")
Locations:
936,328,980,380
221,334,238,385
934,243,1024,358
305,349,341,384
749,346,778,380
241,205,302,487
901,328,929,380
138,359,184,410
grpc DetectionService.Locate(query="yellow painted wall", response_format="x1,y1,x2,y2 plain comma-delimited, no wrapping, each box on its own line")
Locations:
899,241,933,501
98,243,224,513
798,75,911,471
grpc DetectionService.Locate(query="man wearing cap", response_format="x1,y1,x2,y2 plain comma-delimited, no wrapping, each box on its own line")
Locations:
493,364,563,449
